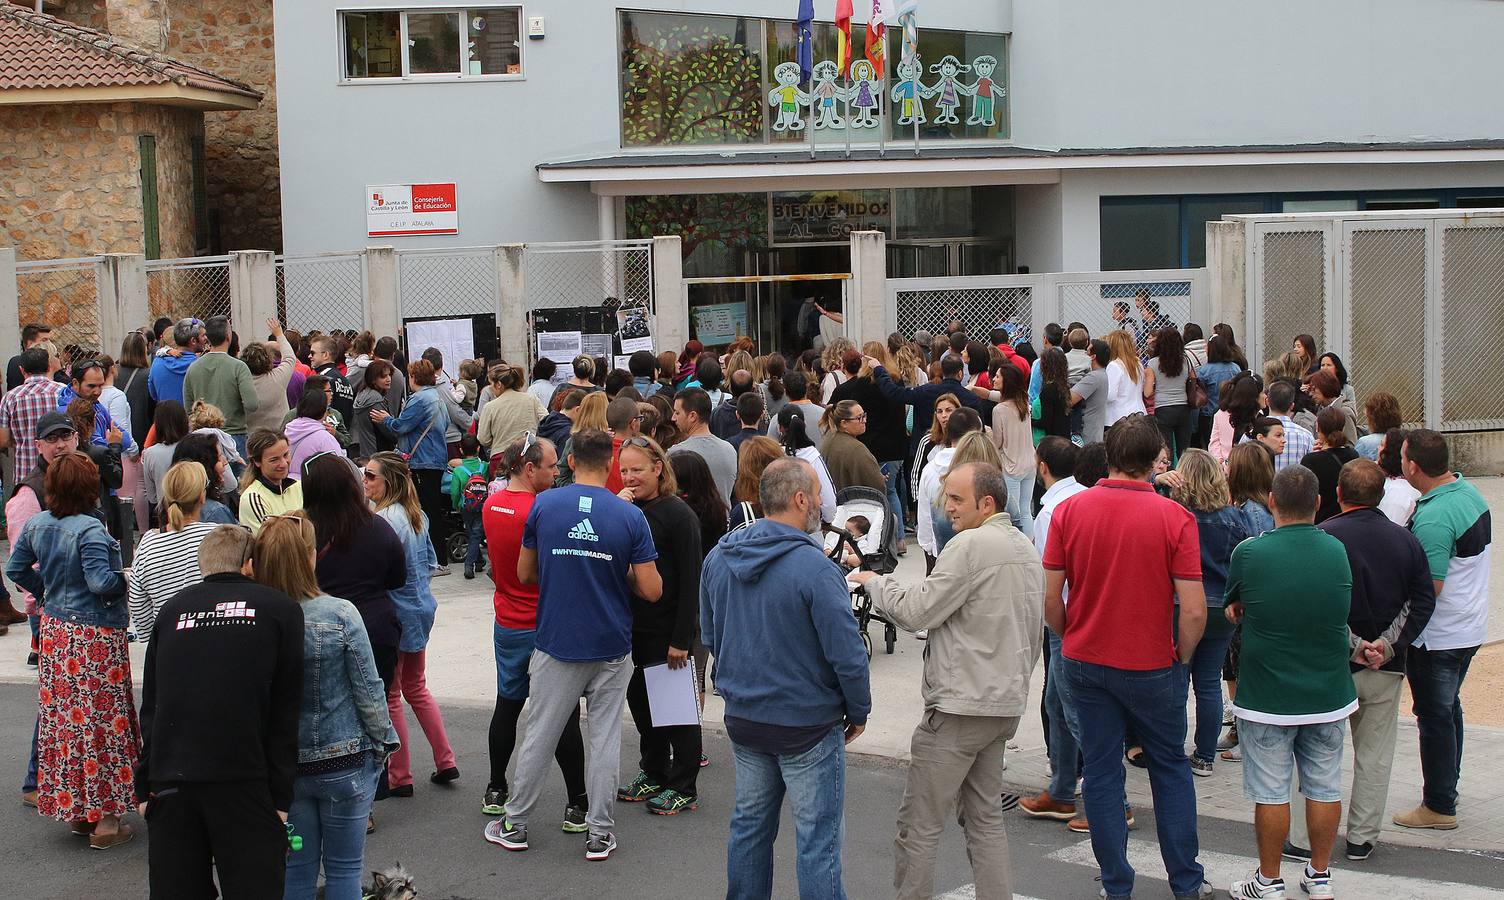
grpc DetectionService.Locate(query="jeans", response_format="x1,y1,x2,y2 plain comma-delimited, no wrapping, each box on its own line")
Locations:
1187,625,1235,763
21,714,37,794
880,460,906,538
1239,719,1345,805
1407,644,1479,816
285,755,379,900
461,507,485,570
1062,657,1203,900
1003,470,1036,541
727,726,847,900
1044,631,1081,804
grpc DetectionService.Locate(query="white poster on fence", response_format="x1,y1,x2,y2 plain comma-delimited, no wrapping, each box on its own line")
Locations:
406,319,473,379
537,331,582,364
617,308,655,354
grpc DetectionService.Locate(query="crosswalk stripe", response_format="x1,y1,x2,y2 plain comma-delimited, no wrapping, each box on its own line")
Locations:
1048,836,1502,899
934,886,1046,900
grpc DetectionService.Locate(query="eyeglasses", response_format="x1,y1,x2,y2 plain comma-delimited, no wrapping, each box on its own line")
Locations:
842,414,868,422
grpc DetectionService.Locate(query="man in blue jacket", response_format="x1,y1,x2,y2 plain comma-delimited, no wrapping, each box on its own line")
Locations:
700,456,871,900
147,318,204,405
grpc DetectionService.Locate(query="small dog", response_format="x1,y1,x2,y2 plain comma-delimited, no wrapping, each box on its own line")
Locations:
314,864,417,900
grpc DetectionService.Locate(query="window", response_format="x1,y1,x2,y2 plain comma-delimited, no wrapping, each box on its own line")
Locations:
138,135,160,260
618,10,1009,148
190,134,210,254
340,7,521,80
1100,199,1179,271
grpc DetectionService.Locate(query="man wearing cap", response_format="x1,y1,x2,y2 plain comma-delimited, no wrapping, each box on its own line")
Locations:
0,346,66,482
148,318,205,405
136,525,307,898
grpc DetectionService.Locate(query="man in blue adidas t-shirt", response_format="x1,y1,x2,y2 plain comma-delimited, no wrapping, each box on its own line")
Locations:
488,429,661,862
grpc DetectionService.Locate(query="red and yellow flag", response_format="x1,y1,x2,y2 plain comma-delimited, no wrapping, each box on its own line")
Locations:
836,0,854,76
865,0,887,79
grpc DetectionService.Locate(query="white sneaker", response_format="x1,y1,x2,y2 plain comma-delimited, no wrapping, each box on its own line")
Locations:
1299,868,1334,899
1230,869,1286,898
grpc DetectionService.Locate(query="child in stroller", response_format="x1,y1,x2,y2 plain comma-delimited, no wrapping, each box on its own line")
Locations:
822,486,900,656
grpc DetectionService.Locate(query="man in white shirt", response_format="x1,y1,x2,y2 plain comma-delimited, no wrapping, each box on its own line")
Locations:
1021,437,1089,822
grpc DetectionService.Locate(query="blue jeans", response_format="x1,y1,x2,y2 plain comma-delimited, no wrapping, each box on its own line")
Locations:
1187,626,1235,763
461,507,485,570
1062,657,1203,900
880,460,906,537
284,755,379,900
1044,631,1081,804
727,726,847,900
1407,644,1479,816
1003,471,1036,541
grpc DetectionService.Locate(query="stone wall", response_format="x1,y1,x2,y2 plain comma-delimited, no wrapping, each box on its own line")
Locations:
0,101,199,260
43,0,284,253
163,0,281,253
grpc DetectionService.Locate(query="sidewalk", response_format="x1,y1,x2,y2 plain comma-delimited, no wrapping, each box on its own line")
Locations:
0,477,1499,854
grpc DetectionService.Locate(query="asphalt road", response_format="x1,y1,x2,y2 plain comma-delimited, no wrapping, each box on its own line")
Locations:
3,685,1502,899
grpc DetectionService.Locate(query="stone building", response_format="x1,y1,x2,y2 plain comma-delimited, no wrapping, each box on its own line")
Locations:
0,4,260,262
11,0,282,252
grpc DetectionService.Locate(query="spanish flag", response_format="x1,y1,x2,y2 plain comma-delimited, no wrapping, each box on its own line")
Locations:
836,0,854,76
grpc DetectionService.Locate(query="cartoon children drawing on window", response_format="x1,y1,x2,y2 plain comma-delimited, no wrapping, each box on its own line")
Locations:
846,58,881,128
768,62,810,131
923,55,970,125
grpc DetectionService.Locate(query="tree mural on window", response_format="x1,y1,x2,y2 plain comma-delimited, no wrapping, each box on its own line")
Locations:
620,18,763,146
626,194,768,262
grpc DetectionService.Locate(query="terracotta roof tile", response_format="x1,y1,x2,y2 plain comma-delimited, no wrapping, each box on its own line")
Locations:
0,4,260,100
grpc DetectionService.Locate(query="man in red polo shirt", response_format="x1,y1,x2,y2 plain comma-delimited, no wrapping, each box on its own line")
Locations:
1042,414,1211,900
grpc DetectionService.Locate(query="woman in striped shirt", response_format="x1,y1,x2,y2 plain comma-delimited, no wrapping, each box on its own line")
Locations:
127,461,223,637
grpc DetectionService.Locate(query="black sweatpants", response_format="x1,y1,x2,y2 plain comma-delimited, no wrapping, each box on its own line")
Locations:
145,780,286,900
488,695,588,807
626,638,702,797
412,467,450,565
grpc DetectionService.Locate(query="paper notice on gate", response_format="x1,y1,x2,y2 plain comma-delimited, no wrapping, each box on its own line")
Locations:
580,333,612,360
644,660,700,727
537,331,582,363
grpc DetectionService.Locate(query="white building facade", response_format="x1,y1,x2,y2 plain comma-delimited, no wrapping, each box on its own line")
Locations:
275,0,1504,312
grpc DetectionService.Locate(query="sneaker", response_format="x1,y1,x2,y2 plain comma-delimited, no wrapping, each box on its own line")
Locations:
1299,867,1333,899
616,771,661,802
1019,790,1076,821
464,566,475,580
1174,880,1215,900
646,789,697,816
21,790,37,808
1229,869,1286,899
1281,840,1311,863
698,753,710,768
1345,840,1373,861
1190,756,1214,777
584,831,617,861
483,818,528,851
1217,726,1239,752
1068,807,1134,833
432,565,452,577
1392,804,1458,830
562,805,588,833
481,785,507,816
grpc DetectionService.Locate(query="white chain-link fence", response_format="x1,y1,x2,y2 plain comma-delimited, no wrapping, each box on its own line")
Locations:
15,257,104,362
1243,210,1504,431
146,255,231,328
1053,273,1199,345
523,241,654,312
397,247,498,319
891,277,1034,343
278,252,367,332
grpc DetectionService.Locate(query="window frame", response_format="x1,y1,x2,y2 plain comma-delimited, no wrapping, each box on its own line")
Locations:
337,5,525,84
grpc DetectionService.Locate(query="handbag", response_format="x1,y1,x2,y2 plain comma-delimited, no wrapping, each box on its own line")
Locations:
1184,354,1209,411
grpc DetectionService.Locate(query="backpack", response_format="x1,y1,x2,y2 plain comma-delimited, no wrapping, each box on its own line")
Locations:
462,470,489,514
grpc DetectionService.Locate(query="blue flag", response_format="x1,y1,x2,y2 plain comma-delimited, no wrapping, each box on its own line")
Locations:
797,0,815,85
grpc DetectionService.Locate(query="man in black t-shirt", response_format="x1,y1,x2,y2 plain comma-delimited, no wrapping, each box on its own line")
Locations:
310,335,355,422
5,323,51,391
136,526,304,898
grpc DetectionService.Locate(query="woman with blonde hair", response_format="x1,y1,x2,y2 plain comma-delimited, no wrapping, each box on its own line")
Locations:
362,452,456,795
128,461,221,637
723,349,756,382
238,428,301,533
556,392,610,486
1167,448,1251,776
1104,329,1146,427
909,392,960,512
819,337,856,400
262,512,397,900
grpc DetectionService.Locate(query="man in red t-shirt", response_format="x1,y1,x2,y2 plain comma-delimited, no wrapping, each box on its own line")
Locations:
479,433,589,828
1041,414,1211,900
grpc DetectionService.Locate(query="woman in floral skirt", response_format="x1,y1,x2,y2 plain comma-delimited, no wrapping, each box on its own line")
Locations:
5,451,137,848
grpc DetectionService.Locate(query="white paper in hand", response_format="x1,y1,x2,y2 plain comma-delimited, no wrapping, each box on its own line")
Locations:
643,659,701,727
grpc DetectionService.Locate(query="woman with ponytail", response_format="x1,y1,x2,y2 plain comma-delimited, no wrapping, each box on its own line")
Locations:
237,428,302,533
127,461,220,637
476,363,544,453
775,405,837,522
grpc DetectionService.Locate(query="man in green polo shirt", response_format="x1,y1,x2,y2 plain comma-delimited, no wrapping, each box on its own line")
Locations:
182,314,259,465
1225,464,1355,900
1394,429,1492,831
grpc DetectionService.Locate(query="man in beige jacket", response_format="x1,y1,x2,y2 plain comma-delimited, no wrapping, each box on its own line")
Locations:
850,461,1044,900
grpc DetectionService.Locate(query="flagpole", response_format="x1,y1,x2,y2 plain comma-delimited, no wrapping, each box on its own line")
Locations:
843,72,852,159
809,78,817,160
878,81,886,158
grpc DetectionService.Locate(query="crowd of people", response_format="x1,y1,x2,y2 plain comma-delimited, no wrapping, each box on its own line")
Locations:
0,302,1491,900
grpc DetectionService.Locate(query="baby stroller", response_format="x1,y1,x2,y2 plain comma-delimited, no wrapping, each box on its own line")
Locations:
822,485,899,657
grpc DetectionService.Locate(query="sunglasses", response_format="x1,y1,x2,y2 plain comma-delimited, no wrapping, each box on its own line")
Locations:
521,430,537,453
362,469,380,480
622,436,654,449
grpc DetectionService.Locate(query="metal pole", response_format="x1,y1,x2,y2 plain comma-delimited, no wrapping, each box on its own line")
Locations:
878,72,887,158
809,76,817,159
844,73,852,159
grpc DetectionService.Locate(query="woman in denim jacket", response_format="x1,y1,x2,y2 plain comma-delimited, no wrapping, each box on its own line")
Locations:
251,512,397,900
5,452,137,848
1165,449,1255,777
362,452,456,796
371,359,465,572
